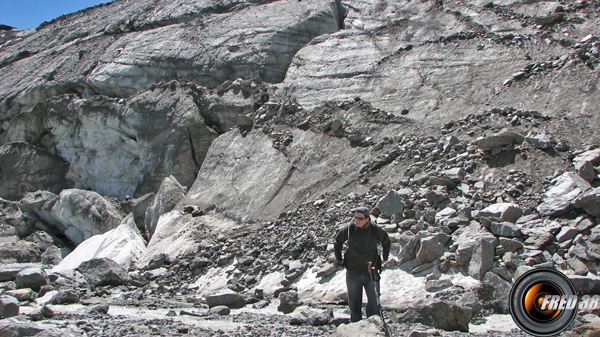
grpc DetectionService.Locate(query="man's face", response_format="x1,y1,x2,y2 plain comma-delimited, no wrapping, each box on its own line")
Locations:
354,212,368,227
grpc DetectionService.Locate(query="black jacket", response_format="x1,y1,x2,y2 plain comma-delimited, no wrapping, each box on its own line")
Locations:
334,220,391,275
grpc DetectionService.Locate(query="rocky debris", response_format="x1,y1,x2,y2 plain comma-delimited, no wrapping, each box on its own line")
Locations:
76,258,129,288
144,175,186,239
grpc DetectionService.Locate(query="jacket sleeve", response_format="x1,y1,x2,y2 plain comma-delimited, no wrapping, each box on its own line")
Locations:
378,227,391,262
333,225,348,263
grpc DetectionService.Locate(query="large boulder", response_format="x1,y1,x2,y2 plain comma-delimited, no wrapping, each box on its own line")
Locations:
15,266,48,292
144,175,186,238
19,189,124,245
537,172,591,216
205,291,246,309
479,203,523,223
376,190,405,219
575,187,600,217
51,213,146,274
468,238,495,280
397,301,471,332
76,257,129,288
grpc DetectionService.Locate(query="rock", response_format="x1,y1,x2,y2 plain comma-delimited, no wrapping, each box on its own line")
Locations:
397,301,471,332
455,292,482,316
453,223,497,267
568,257,589,276
121,193,154,231
0,142,68,201
50,288,80,304
499,238,524,253
573,149,600,181
556,226,578,243
397,233,421,265
0,241,41,264
474,131,524,151
334,315,387,337
5,288,36,302
76,258,129,288
15,266,48,292
479,272,512,314
416,233,450,264
479,203,523,223
136,212,239,270
0,316,83,336
575,187,600,217
41,245,63,265
537,173,591,216
205,291,246,309
87,303,110,315
19,189,125,245
208,305,231,316
144,175,186,238
468,238,495,280
52,213,145,274
490,222,522,237
0,295,19,318
443,168,465,183
278,291,299,314
577,161,596,182
524,232,554,250
0,198,38,237
316,263,337,278
525,129,554,149
425,279,453,292
377,190,405,218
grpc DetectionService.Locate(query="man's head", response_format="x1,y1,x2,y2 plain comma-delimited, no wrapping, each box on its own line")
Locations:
354,206,370,228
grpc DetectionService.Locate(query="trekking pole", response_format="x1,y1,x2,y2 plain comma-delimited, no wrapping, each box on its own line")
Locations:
368,262,393,337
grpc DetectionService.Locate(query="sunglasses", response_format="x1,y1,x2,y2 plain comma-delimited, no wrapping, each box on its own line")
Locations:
355,216,367,220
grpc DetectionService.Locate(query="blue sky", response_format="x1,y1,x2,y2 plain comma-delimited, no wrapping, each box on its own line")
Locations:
0,0,113,30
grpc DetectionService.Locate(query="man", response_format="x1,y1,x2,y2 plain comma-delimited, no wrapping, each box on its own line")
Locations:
334,206,391,322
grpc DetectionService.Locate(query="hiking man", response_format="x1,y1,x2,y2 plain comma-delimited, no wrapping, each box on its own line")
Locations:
334,206,391,322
